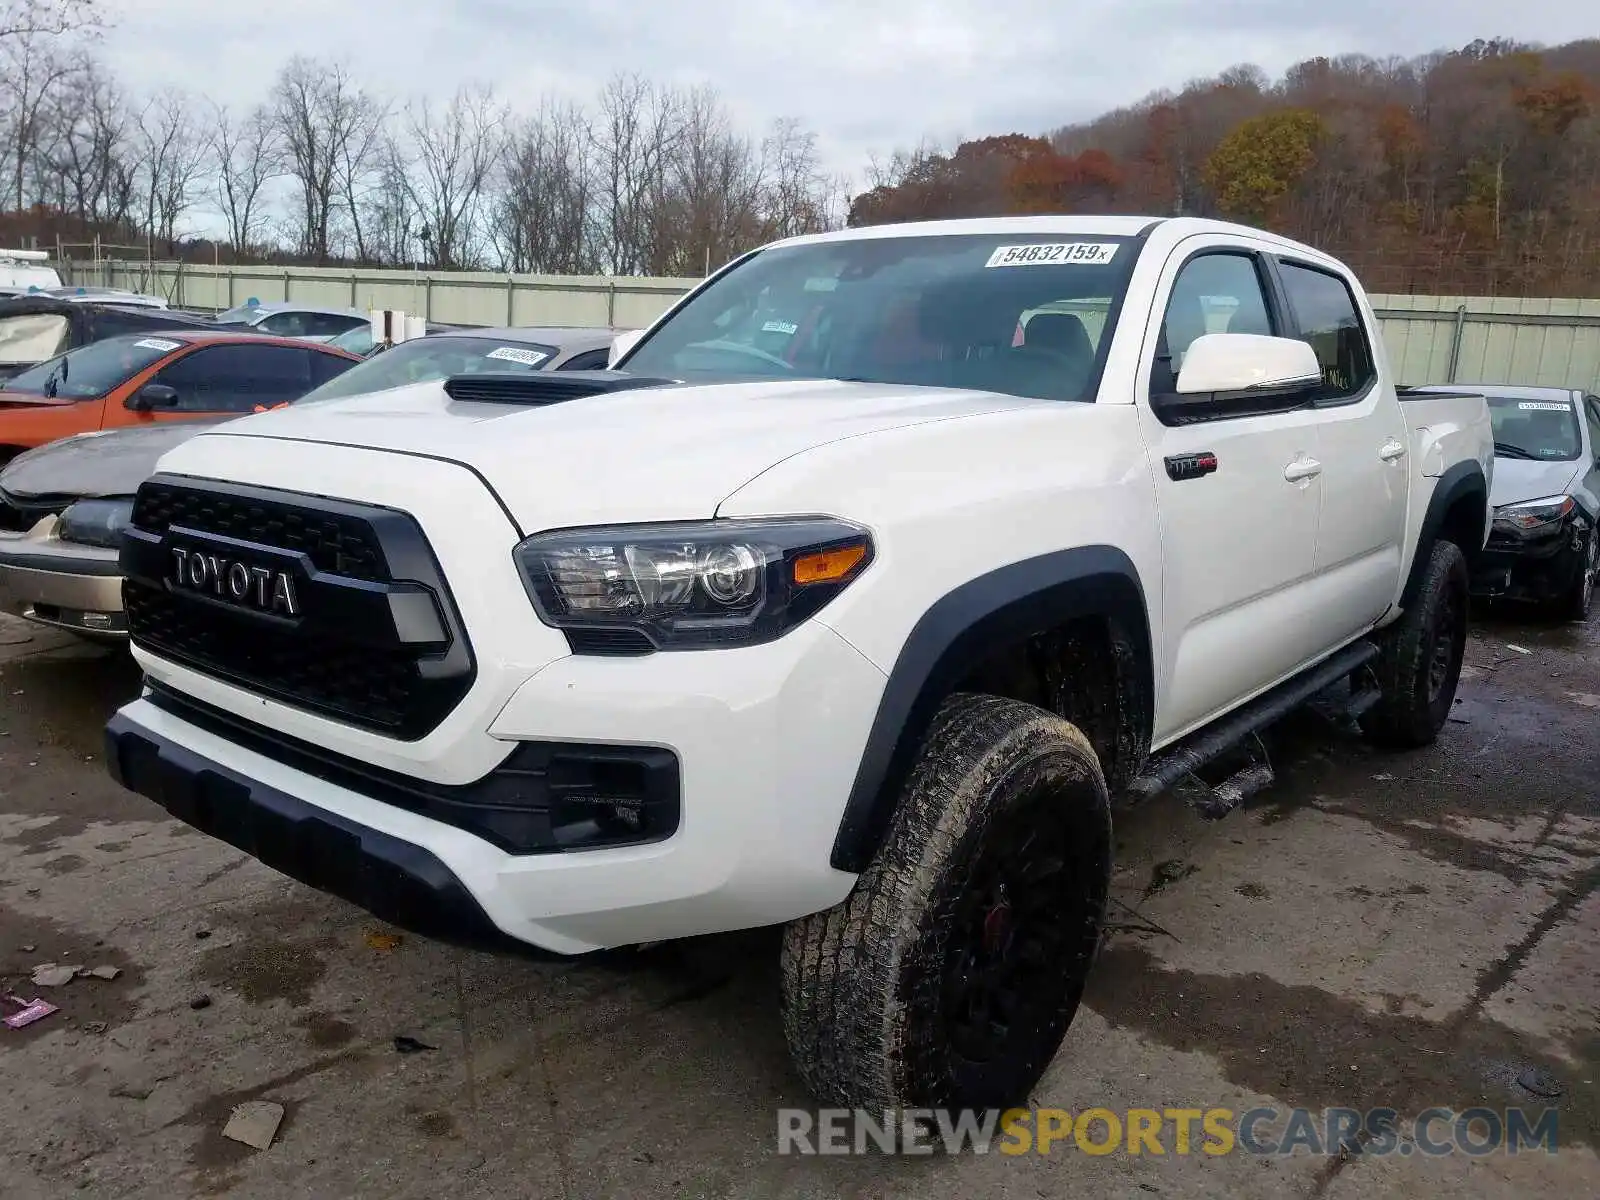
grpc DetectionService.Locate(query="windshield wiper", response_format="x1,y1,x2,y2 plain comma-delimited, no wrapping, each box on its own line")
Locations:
42,355,67,398
1494,440,1540,460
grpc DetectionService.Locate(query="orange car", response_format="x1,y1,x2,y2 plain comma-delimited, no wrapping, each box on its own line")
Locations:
0,330,363,464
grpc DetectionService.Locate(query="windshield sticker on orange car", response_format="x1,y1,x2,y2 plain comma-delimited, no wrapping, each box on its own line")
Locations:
485,346,548,367
985,243,1119,268
1517,400,1571,411
134,338,181,353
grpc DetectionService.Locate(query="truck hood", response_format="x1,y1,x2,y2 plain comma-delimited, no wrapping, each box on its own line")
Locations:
1489,457,1582,509
193,377,1044,527
1,418,232,498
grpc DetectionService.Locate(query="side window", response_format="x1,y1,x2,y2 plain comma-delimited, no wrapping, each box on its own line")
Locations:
258,311,308,337
304,313,362,338
153,344,315,412
1152,252,1274,394
1586,396,1600,459
1276,261,1376,403
556,348,609,371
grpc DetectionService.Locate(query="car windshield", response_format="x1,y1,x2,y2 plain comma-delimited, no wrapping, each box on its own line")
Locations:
294,335,560,403
1487,393,1582,461
620,233,1140,402
0,334,181,399
214,303,266,325
329,324,376,354
0,312,70,365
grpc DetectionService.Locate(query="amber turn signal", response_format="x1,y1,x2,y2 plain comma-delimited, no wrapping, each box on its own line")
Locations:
792,542,868,586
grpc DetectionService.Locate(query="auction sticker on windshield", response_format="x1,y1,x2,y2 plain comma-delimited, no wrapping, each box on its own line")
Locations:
485,346,549,367
1517,400,1571,411
134,338,181,353
985,243,1119,268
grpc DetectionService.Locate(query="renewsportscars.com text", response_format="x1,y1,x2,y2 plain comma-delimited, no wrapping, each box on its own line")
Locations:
776,1105,1561,1157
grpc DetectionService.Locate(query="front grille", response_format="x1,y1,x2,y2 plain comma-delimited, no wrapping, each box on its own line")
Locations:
122,476,475,740
132,483,386,581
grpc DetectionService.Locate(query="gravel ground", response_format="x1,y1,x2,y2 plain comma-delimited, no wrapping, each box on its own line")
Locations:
0,608,1595,1199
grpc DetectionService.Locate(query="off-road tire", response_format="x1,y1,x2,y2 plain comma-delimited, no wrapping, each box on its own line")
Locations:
1554,525,1597,622
780,692,1112,1113
1359,538,1470,748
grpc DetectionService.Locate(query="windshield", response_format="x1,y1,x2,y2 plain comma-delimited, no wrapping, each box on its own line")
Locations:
329,324,376,354
1487,393,1582,461
294,335,559,403
1,334,182,399
214,303,266,325
0,312,70,365
620,233,1140,402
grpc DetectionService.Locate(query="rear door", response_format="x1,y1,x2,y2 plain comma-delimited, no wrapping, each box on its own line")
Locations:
1268,256,1406,646
1135,236,1325,743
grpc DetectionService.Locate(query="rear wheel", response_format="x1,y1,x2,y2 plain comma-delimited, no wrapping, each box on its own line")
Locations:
1359,539,1470,748
781,693,1112,1112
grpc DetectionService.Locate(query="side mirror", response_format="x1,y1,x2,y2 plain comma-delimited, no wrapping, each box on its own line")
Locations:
607,328,645,368
126,382,179,411
1175,333,1324,395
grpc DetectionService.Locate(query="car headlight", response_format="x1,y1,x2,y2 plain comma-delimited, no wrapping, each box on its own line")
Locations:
514,518,874,650
1493,495,1575,533
57,497,135,549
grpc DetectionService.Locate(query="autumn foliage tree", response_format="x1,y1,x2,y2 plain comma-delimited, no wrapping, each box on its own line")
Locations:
852,36,1600,297
1202,109,1324,224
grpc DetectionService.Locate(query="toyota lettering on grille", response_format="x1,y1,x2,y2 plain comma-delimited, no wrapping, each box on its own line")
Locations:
169,547,300,616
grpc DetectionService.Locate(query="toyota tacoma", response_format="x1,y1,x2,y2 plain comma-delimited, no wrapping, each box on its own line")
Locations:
103,216,1493,1113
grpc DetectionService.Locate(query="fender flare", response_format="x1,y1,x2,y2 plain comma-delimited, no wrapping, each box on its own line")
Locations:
1400,459,1488,611
829,545,1154,873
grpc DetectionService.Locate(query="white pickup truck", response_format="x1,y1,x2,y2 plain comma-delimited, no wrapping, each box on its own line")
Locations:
103,216,1492,1114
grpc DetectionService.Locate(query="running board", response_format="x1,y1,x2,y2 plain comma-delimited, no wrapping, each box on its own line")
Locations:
1125,639,1380,806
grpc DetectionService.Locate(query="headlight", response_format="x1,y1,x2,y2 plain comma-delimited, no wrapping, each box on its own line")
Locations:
514,518,874,650
1493,494,1575,533
57,497,135,549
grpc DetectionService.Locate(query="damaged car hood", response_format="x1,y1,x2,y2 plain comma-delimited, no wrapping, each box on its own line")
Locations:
1489,457,1583,509
180,376,1046,526
0,418,231,499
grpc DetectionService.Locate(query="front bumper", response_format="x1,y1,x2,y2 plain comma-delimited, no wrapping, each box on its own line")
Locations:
1470,518,1589,603
0,518,126,637
107,616,888,955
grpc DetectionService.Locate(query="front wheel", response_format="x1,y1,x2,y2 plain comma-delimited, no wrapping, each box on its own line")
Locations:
1359,539,1470,749
780,693,1112,1113
1553,525,1597,622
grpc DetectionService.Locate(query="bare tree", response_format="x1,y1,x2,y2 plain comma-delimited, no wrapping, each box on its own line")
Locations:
210,100,280,255
135,88,207,247
0,30,75,210
272,56,382,264
492,98,594,274
42,52,132,226
361,129,417,266
0,0,101,41
402,84,503,268
590,72,684,274
759,117,837,239
652,84,763,275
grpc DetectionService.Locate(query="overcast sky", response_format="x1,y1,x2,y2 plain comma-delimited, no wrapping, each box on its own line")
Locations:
101,1,1593,195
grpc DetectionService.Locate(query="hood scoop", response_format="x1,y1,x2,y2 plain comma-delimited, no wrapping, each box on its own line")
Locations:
442,370,678,406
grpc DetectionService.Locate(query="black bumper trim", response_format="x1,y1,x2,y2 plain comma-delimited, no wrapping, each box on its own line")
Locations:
0,546,124,575
104,710,556,954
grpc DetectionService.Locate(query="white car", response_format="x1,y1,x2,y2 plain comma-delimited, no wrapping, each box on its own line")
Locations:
211,300,370,342
103,215,1493,1113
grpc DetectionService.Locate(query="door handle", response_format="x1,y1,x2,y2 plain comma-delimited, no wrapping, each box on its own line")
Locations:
1284,457,1323,483
1379,438,1407,461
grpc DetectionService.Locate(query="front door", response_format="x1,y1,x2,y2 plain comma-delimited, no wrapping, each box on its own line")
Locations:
1136,239,1325,744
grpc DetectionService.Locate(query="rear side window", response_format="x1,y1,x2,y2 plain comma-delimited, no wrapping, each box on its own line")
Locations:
1276,262,1376,402
153,343,316,412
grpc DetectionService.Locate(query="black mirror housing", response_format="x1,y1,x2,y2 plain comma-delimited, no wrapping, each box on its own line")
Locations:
127,383,179,411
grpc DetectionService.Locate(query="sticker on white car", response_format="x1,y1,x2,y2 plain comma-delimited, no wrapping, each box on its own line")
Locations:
1517,400,1571,411
134,338,182,352
985,243,1120,268
762,320,799,335
485,346,549,367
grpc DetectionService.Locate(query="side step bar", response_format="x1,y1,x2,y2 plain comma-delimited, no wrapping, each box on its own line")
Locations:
1125,639,1380,809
